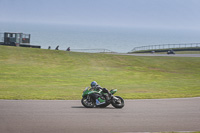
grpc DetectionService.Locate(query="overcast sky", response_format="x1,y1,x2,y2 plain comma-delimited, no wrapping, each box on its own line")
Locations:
0,0,200,30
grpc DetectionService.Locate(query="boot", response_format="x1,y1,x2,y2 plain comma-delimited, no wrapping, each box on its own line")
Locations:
96,98,105,105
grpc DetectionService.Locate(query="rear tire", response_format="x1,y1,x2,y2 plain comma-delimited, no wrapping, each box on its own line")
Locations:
81,97,95,108
111,96,124,108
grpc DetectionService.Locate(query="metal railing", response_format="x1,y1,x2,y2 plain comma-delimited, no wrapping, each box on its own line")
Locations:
132,43,200,52
70,49,116,53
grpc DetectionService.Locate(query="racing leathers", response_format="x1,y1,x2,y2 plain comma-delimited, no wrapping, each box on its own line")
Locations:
90,85,110,105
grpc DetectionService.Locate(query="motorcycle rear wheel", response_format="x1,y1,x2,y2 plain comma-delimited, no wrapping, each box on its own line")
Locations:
111,96,124,108
81,97,95,108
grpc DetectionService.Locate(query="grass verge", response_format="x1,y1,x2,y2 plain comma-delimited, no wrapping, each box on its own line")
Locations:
0,46,200,100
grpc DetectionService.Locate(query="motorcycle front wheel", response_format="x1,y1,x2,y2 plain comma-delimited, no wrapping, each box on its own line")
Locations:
111,96,124,108
81,97,95,108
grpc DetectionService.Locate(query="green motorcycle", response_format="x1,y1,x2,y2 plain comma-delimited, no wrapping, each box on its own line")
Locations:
81,87,124,108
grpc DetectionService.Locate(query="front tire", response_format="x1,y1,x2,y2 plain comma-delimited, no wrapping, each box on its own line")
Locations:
111,96,124,108
81,97,95,108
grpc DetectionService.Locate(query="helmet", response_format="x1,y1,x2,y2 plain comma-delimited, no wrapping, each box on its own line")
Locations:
91,81,98,87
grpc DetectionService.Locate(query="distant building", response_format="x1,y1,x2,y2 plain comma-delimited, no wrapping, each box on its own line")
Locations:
0,32,40,48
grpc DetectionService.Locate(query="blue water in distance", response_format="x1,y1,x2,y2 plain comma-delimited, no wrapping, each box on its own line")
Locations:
1,22,200,53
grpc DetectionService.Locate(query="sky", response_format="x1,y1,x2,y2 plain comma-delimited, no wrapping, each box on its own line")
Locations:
0,0,200,30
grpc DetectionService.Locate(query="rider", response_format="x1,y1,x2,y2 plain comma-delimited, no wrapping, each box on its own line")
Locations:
90,81,111,105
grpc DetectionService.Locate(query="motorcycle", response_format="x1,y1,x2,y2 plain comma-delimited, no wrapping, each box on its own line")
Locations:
81,87,124,108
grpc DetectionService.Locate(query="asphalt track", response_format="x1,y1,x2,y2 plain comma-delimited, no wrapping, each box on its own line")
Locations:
0,98,200,133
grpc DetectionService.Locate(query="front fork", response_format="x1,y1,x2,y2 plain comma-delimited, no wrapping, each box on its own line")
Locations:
86,95,92,101
112,96,120,103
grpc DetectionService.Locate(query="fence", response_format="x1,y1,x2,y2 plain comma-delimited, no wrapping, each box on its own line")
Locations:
70,49,116,53
132,43,200,52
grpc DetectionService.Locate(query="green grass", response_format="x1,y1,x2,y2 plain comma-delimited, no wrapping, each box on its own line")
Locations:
0,45,200,100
